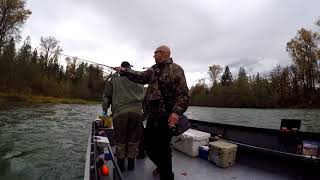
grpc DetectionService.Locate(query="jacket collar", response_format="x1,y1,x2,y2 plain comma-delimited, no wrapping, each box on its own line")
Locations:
162,58,173,64
153,58,173,69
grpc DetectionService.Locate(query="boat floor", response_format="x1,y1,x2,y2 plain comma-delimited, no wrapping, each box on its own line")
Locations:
105,148,318,180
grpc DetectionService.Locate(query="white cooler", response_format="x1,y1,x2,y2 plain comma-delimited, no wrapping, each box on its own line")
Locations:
172,129,210,157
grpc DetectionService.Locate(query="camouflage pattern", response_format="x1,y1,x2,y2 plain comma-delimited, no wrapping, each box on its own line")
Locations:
125,58,190,117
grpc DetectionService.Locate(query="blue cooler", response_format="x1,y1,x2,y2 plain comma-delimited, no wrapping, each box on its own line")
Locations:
199,145,209,160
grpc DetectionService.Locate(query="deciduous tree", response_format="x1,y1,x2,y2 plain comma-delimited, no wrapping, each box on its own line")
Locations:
0,0,31,51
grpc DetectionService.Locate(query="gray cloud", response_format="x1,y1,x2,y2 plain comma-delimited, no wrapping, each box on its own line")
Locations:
23,0,320,86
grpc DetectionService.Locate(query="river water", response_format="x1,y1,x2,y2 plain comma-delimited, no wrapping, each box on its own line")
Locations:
0,103,319,179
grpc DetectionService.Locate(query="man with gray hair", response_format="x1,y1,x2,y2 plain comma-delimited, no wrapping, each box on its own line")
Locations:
115,45,190,180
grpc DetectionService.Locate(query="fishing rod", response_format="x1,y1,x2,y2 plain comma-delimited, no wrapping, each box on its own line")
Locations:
58,52,139,75
59,53,115,70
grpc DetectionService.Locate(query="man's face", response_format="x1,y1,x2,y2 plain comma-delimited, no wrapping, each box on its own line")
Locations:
153,50,163,63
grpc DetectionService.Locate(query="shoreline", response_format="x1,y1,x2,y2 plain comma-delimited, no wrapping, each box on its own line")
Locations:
0,92,100,105
189,104,320,109
0,92,318,109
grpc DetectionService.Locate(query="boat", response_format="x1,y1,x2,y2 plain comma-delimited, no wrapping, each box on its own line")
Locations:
189,119,320,161
84,118,320,180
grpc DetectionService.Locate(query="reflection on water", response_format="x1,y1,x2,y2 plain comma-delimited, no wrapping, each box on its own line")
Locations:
0,103,319,179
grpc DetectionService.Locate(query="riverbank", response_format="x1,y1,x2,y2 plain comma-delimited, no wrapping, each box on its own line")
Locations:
189,104,320,109
0,92,99,105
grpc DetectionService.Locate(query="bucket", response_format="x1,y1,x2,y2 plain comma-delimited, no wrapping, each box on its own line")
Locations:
99,116,113,128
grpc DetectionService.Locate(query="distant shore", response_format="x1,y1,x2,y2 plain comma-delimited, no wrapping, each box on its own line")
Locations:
0,92,99,105
189,104,320,109
0,92,318,109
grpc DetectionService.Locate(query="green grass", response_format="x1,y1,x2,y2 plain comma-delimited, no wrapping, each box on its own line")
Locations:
0,92,100,105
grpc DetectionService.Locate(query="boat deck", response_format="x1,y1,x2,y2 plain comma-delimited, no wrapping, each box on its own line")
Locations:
106,148,318,180
86,122,319,180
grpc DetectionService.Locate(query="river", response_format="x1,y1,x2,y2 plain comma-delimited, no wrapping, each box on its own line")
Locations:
0,103,319,179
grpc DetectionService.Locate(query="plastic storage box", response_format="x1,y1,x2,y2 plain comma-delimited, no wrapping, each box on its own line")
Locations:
302,140,319,157
209,140,237,168
199,145,209,160
173,129,210,157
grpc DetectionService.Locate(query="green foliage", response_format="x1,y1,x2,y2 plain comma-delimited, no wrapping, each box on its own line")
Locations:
286,28,320,96
0,0,32,50
236,67,249,94
0,35,107,101
189,79,210,106
190,62,319,108
191,17,320,108
221,66,233,86
1,4,319,107
0,37,15,90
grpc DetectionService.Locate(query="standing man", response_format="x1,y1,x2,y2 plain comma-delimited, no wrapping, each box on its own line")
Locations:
102,61,145,172
115,45,190,180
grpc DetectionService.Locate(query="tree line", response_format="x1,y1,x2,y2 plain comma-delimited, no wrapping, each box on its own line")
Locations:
0,0,106,100
1,1,319,107
190,18,320,108
0,35,107,100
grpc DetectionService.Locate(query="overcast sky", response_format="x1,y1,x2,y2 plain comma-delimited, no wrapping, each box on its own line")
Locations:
21,0,320,87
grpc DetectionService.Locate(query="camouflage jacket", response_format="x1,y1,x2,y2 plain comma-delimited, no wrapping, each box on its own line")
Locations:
124,58,189,116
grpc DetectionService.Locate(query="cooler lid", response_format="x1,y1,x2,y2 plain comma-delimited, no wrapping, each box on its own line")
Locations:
210,140,237,149
181,129,211,141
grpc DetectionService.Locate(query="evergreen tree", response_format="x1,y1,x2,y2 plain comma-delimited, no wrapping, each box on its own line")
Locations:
237,67,247,82
30,49,38,64
221,66,233,86
2,38,16,60
0,37,16,90
17,36,32,63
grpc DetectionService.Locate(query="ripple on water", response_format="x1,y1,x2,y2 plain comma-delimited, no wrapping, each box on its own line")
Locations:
1,104,319,179
0,103,98,179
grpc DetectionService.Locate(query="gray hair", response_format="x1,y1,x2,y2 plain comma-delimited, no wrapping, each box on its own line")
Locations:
156,45,171,58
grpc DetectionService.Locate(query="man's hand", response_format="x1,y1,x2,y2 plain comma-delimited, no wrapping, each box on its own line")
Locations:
114,66,125,72
168,113,179,128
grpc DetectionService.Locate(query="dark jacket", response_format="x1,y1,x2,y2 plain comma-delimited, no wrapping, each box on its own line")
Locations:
124,58,189,116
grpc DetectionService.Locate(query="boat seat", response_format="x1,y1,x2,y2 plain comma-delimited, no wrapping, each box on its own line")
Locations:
279,119,301,152
280,119,301,132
